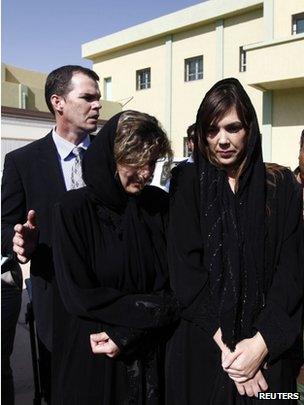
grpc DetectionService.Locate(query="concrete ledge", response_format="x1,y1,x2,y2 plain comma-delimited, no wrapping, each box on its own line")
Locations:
1,106,55,122
1,106,107,126
244,32,304,51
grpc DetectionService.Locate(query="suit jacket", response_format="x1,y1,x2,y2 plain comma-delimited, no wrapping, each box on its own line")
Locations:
1,131,91,350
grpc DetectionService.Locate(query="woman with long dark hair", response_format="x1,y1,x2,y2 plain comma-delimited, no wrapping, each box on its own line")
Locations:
51,111,179,404
166,78,303,404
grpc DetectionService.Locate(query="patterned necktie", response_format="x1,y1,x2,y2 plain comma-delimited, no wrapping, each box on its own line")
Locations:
70,147,86,189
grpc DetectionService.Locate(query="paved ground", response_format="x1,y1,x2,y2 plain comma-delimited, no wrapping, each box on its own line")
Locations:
11,288,47,405
11,288,34,404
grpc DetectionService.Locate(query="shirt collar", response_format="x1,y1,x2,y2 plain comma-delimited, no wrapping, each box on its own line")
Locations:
52,128,91,160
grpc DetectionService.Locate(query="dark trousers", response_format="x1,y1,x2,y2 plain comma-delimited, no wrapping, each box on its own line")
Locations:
1,280,22,405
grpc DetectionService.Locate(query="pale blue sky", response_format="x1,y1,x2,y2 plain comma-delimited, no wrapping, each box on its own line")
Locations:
2,0,205,73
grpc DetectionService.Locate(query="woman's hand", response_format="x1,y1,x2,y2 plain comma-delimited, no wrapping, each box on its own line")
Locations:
213,327,228,352
222,332,268,381
234,369,268,397
213,327,233,361
90,332,120,358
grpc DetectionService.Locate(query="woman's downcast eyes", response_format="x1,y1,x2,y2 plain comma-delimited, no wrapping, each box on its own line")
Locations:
207,123,244,137
226,123,244,133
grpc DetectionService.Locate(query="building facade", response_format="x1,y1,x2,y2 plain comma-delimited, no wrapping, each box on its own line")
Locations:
82,0,304,169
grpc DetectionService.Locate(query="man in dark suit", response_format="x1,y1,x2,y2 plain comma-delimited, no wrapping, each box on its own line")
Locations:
1,65,101,402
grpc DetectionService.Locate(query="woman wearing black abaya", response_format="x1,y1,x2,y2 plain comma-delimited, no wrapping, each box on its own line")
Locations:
51,111,179,404
166,78,303,404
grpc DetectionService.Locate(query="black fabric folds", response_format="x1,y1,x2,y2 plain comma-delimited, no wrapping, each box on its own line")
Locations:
166,79,303,404
83,112,127,212
194,78,266,349
52,112,178,404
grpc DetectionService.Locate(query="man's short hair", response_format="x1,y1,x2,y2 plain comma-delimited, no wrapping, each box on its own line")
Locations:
45,65,99,114
187,123,196,141
300,129,304,150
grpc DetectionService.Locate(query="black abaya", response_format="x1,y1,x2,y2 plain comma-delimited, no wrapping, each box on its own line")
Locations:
51,112,178,404
166,78,303,404
166,163,303,405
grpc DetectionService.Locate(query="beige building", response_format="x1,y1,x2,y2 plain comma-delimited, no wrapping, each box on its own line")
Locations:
1,64,122,167
82,0,304,169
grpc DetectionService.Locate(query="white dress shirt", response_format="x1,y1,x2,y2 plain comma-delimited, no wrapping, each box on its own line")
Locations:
52,129,91,191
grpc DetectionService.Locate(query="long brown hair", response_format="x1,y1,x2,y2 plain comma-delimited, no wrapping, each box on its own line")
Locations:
195,79,258,188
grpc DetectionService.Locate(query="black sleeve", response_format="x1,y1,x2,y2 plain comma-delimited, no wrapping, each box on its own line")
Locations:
104,324,148,356
254,174,304,361
52,199,179,338
103,186,172,353
1,153,27,256
167,163,219,336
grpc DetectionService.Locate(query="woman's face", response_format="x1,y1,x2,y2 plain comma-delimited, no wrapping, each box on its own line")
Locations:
206,107,247,172
116,161,156,194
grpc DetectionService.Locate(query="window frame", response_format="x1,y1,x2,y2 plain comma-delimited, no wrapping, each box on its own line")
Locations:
184,55,204,82
136,68,151,90
239,46,247,72
292,12,304,35
103,77,112,100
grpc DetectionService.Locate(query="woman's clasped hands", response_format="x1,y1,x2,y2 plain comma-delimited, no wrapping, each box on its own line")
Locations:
90,332,120,358
222,332,268,382
214,328,269,397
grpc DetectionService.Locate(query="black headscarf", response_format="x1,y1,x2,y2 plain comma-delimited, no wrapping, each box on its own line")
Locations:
82,111,167,293
194,78,266,350
83,112,126,212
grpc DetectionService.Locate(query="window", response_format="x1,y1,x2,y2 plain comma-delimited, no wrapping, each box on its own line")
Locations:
136,68,151,90
292,13,304,34
103,77,112,100
184,56,203,82
239,46,247,72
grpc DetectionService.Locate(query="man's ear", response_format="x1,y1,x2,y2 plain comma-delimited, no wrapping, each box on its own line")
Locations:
50,94,65,114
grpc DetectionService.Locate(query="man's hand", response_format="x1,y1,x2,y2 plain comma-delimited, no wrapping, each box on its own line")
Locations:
90,332,120,358
222,332,268,381
234,370,268,397
13,210,38,263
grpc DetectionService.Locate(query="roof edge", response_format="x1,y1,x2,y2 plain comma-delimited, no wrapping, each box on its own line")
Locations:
82,0,262,60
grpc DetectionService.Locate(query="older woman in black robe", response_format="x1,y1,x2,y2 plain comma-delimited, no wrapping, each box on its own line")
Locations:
51,111,178,404
166,78,303,404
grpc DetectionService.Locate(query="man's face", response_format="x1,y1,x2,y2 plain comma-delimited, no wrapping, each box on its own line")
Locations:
187,138,194,153
58,72,101,135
